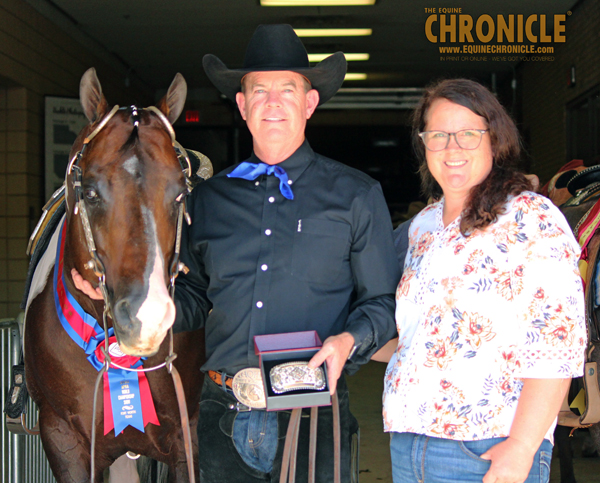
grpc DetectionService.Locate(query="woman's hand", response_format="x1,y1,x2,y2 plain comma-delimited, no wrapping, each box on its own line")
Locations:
481,377,570,482
481,436,536,483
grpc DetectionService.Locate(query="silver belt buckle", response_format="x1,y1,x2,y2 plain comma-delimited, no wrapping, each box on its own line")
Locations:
269,361,326,394
232,367,266,409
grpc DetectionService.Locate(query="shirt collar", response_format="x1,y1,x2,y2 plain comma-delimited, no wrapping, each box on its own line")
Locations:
249,139,314,186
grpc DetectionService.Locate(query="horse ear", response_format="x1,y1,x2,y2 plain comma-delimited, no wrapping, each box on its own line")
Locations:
79,68,109,123
157,73,187,124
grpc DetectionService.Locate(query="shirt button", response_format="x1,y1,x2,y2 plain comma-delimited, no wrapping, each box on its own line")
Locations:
255,181,260,186
256,301,263,308
261,264,268,271
287,179,293,185
265,229,272,236
269,196,275,203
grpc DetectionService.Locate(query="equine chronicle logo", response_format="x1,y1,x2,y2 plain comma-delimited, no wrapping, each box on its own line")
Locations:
423,7,569,63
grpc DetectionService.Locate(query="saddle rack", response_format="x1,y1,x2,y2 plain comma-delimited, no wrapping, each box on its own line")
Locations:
558,355,600,429
553,164,600,430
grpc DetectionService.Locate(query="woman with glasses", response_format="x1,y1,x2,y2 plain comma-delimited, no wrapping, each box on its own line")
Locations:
374,78,586,483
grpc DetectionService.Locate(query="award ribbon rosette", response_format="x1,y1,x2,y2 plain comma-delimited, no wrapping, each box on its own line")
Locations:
53,220,159,435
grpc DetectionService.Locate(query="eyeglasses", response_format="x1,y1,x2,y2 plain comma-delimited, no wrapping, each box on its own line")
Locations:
418,129,489,152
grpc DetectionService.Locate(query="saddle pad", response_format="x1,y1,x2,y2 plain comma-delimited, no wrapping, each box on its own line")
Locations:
21,193,66,309
23,214,64,313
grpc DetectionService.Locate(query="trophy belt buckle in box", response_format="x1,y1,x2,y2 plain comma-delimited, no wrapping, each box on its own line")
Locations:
269,361,326,394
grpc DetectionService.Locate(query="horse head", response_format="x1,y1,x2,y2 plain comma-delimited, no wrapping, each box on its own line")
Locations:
64,68,189,357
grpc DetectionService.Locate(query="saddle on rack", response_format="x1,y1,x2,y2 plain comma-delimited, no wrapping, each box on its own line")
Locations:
551,164,600,428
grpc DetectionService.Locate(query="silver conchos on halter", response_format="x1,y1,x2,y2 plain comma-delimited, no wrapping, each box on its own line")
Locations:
232,368,267,409
269,361,326,394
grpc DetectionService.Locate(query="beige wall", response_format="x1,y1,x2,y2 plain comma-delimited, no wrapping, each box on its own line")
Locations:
0,0,151,318
518,0,600,184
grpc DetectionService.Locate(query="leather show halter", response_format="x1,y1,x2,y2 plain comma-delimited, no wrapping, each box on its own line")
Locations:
66,104,196,483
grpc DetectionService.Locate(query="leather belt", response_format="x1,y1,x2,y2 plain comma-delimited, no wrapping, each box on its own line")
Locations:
207,370,233,390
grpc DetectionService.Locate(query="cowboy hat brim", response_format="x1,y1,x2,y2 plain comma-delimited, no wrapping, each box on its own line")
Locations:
202,52,347,106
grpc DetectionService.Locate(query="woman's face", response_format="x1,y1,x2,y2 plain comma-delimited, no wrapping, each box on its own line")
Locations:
424,98,493,203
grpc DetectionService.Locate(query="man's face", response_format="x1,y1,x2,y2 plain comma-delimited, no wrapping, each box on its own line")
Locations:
236,71,319,162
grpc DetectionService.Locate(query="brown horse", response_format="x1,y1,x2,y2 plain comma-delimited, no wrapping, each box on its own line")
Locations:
547,164,600,482
23,68,204,482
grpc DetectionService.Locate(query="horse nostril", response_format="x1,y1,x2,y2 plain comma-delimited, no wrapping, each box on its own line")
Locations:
114,298,132,325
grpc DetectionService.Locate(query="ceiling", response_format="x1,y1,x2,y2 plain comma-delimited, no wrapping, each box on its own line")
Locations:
25,0,577,102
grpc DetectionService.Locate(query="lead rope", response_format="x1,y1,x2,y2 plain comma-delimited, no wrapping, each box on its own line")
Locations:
164,201,196,483
280,392,341,483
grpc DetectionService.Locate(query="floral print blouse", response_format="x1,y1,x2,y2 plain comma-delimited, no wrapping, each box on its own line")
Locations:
383,192,586,441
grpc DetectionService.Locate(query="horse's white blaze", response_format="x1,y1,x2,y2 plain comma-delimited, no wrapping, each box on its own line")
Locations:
136,242,175,348
134,209,175,351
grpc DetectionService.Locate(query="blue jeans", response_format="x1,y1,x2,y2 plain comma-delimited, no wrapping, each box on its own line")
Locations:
390,432,552,483
233,410,279,473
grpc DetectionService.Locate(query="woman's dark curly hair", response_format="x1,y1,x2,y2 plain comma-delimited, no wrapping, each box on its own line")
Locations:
412,78,532,235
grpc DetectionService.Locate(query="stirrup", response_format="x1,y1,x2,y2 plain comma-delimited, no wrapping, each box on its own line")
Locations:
4,363,39,435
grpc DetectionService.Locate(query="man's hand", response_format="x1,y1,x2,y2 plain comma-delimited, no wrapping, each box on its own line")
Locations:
308,332,355,395
71,268,104,300
480,436,536,483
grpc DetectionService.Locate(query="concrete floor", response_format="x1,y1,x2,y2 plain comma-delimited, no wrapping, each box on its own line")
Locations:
346,361,600,483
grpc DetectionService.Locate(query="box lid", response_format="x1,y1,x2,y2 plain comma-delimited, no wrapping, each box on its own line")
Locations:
254,331,322,354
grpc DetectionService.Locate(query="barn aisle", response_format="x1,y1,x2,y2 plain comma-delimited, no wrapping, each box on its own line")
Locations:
347,360,392,482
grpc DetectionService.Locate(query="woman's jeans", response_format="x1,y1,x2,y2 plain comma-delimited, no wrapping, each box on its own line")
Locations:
390,432,552,483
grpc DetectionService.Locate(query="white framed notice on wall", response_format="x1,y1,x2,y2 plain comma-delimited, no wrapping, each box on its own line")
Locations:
44,96,88,200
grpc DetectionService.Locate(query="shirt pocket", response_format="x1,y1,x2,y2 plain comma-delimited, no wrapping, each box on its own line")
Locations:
291,218,351,285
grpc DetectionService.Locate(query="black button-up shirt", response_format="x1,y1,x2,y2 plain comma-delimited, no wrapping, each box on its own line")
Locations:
174,140,400,374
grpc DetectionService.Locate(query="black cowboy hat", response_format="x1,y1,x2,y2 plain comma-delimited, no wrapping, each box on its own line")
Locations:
202,24,347,106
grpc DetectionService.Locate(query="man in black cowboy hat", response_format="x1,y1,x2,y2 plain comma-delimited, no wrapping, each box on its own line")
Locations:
174,24,399,482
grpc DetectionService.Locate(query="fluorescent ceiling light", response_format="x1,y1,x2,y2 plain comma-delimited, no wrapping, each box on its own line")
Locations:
294,28,372,37
261,0,376,5
320,87,425,109
344,73,367,81
308,53,369,62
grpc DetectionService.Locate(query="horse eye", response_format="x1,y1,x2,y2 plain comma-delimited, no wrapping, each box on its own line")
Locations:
85,188,99,201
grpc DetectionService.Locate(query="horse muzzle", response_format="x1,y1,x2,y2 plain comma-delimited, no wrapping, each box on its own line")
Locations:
112,294,175,357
